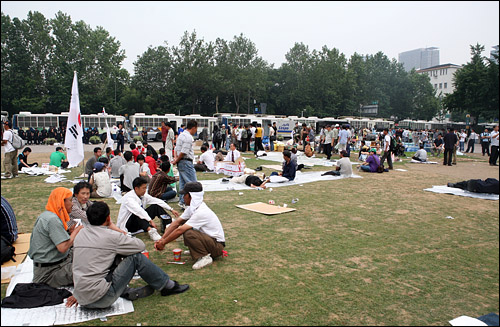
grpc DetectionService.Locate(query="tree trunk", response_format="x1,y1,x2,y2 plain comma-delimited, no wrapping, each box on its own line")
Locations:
216,95,219,114
247,89,250,114
234,92,239,114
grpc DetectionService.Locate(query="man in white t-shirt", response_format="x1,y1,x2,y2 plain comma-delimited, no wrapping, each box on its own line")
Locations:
1,121,18,179
459,130,467,152
379,128,393,169
412,144,428,162
489,125,499,166
194,145,215,172
154,182,225,270
322,150,353,177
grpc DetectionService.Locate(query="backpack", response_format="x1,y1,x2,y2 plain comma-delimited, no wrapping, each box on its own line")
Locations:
10,131,26,150
389,136,397,152
1,235,16,264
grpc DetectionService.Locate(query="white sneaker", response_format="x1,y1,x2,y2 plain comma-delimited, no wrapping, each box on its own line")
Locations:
148,228,161,242
192,254,213,270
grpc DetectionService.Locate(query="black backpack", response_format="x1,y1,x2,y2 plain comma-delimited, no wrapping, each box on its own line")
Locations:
1,235,16,264
389,136,397,152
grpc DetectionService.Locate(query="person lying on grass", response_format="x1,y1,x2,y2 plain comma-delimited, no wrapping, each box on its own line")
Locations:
67,201,189,309
154,182,226,270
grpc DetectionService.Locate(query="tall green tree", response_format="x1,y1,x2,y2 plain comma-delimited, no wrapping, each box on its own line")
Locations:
444,44,498,123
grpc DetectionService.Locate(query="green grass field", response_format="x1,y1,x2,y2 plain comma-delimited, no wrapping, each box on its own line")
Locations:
1,150,498,326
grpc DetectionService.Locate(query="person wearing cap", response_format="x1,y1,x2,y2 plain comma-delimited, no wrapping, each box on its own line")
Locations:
1,120,19,179
117,177,180,242
68,201,189,309
359,148,381,172
89,160,112,198
154,182,226,270
172,120,198,209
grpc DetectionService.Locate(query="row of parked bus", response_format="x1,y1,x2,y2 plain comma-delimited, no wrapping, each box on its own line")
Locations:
10,110,478,143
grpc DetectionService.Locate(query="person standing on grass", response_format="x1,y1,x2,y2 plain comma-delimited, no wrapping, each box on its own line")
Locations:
154,182,226,270
481,128,491,156
443,128,458,166
489,125,499,166
465,129,478,154
2,121,19,179
172,120,198,210
28,187,84,288
67,201,189,309
379,128,393,170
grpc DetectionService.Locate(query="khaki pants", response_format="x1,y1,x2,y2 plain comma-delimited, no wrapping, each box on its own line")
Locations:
3,150,18,177
183,229,224,260
32,249,74,288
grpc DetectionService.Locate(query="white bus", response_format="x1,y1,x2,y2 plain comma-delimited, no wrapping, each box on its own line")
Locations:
128,113,218,141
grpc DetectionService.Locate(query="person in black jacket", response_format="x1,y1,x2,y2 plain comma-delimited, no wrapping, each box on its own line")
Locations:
443,128,459,166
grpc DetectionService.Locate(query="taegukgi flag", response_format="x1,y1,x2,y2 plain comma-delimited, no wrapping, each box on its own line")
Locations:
102,107,114,149
64,71,84,168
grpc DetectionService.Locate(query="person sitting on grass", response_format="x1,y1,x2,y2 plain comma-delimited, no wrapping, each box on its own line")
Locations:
154,182,226,270
89,161,112,198
67,201,189,309
358,141,370,162
304,141,314,157
194,145,215,172
322,150,353,177
148,161,178,202
18,147,38,171
28,187,84,288
137,154,152,183
359,148,381,173
117,177,180,241
431,134,444,157
412,144,428,162
49,146,69,169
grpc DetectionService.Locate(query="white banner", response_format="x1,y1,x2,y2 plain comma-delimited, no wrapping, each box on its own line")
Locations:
64,71,84,168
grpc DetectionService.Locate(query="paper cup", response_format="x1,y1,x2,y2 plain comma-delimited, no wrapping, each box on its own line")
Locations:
268,200,275,205
142,250,149,259
173,248,182,261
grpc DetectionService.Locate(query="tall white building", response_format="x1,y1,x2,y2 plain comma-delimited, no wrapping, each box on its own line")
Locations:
417,63,462,122
398,47,440,71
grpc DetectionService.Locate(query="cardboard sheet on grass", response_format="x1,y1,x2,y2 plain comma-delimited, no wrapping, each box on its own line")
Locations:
1,233,31,283
199,170,362,192
1,256,134,326
236,202,296,215
424,185,499,200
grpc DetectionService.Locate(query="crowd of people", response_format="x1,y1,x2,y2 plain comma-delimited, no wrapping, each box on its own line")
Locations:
1,116,498,312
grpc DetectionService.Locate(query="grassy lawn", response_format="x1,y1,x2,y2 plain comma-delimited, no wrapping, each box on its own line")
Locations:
1,150,498,325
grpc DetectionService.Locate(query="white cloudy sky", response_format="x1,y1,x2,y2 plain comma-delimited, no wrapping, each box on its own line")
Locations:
2,1,499,75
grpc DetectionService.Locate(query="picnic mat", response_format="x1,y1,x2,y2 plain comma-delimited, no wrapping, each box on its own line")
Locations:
410,159,439,164
236,202,296,215
423,185,499,201
1,256,134,326
1,233,31,284
199,171,362,192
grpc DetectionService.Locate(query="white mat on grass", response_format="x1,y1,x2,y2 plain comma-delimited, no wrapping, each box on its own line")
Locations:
255,151,360,167
1,256,134,326
200,170,362,192
410,159,439,164
20,167,71,176
423,185,499,200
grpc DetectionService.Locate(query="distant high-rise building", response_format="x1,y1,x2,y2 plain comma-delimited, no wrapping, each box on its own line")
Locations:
398,47,440,71
490,45,499,63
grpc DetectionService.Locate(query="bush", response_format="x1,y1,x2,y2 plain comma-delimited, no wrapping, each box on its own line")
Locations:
89,136,101,144
133,136,143,142
277,135,284,141
44,138,56,145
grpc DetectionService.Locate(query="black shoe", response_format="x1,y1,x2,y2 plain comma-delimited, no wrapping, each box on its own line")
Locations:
161,281,190,296
160,213,172,231
121,285,155,301
448,164,452,166
447,183,455,188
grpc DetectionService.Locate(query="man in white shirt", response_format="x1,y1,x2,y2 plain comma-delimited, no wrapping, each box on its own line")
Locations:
322,150,353,177
194,145,215,172
412,144,428,162
225,143,241,162
154,182,225,270
117,177,180,241
489,125,499,166
172,120,198,209
119,151,140,192
379,128,393,169
1,121,18,179
465,130,477,153
459,130,467,152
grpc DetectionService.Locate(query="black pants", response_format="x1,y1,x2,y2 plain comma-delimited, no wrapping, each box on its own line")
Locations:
482,142,490,156
444,148,453,165
120,175,132,193
465,139,475,153
19,162,39,171
117,139,125,153
125,204,169,233
490,145,499,165
324,143,332,159
254,137,263,154
61,162,69,169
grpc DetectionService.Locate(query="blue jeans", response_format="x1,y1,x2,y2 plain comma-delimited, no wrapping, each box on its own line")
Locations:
160,186,177,201
459,141,464,152
360,165,372,172
177,160,197,205
83,253,170,309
